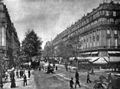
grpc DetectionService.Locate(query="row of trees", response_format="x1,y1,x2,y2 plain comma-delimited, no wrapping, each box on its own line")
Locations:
43,37,81,62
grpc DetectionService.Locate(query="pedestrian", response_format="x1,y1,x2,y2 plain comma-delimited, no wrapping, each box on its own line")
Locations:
23,73,27,86
65,62,68,71
16,70,19,78
0,77,3,89
28,69,31,78
69,77,74,89
75,70,81,88
11,78,16,88
10,71,16,88
20,69,22,78
39,65,41,71
56,66,58,70
87,72,91,83
107,73,112,83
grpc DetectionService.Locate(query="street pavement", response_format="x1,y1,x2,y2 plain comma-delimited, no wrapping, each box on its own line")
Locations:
33,65,108,89
2,64,115,89
3,70,36,89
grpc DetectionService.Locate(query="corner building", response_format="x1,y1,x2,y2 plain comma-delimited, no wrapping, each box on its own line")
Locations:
53,1,120,69
0,2,20,68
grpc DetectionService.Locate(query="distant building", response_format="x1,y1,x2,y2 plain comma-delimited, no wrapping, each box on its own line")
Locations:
0,1,20,68
52,1,120,70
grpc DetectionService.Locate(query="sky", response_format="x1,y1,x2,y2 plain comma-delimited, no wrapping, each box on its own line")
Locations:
3,0,102,48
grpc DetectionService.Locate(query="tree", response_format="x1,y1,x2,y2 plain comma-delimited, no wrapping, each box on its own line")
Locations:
21,30,42,62
56,40,74,62
43,44,53,58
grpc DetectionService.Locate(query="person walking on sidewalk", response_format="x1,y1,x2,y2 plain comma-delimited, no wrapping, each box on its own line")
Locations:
69,77,74,89
16,69,19,78
0,77,3,89
10,71,16,88
23,73,27,86
28,69,31,78
20,69,22,78
87,72,91,83
75,70,81,88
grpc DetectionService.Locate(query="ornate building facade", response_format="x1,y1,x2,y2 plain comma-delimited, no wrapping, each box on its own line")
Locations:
52,1,120,69
0,1,20,68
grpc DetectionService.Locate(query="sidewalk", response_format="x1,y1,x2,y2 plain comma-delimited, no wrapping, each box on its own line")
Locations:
3,70,36,89
55,65,109,89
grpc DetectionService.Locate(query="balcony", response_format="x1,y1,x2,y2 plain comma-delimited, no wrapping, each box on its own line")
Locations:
81,20,115,35
78,46,120,52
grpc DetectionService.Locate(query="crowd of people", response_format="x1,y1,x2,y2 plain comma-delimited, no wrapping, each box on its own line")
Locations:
0,67,31,89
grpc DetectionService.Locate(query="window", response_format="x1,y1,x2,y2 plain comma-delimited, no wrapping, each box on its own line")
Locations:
107,30,110,34
0,12,5,18
115,39,118,47
109,18,114,23
93,36,95,41
102,10,105,15
90,36,91,42
96,35,99,41
108,39,111,47
106,11,109,16
114,30,117,34
0,5,4,11
113,11,116,16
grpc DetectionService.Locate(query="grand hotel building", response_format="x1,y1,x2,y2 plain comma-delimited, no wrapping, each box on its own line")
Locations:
52,1,120,68
0,1,20,68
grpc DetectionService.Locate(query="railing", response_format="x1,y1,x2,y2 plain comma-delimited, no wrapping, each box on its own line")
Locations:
78,46,120,52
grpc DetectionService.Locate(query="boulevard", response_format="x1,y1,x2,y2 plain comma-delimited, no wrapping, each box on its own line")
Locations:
0,0,120,89
2,64,116,89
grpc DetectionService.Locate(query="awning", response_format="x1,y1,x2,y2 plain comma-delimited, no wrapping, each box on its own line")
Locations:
89,57,120,64
88,57,107,64
69,56,120,63
83,52,91,55
91,52,98,55
108,51,120,54
107,57,120,62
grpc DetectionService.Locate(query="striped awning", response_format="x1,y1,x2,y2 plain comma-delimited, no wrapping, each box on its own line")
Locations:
89,57,120,64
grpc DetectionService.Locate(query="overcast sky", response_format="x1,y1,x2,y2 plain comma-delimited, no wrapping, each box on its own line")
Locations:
4,0,102,48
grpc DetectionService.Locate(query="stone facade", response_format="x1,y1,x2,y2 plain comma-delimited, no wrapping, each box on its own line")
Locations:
52,1,120,66
0,2,20,68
